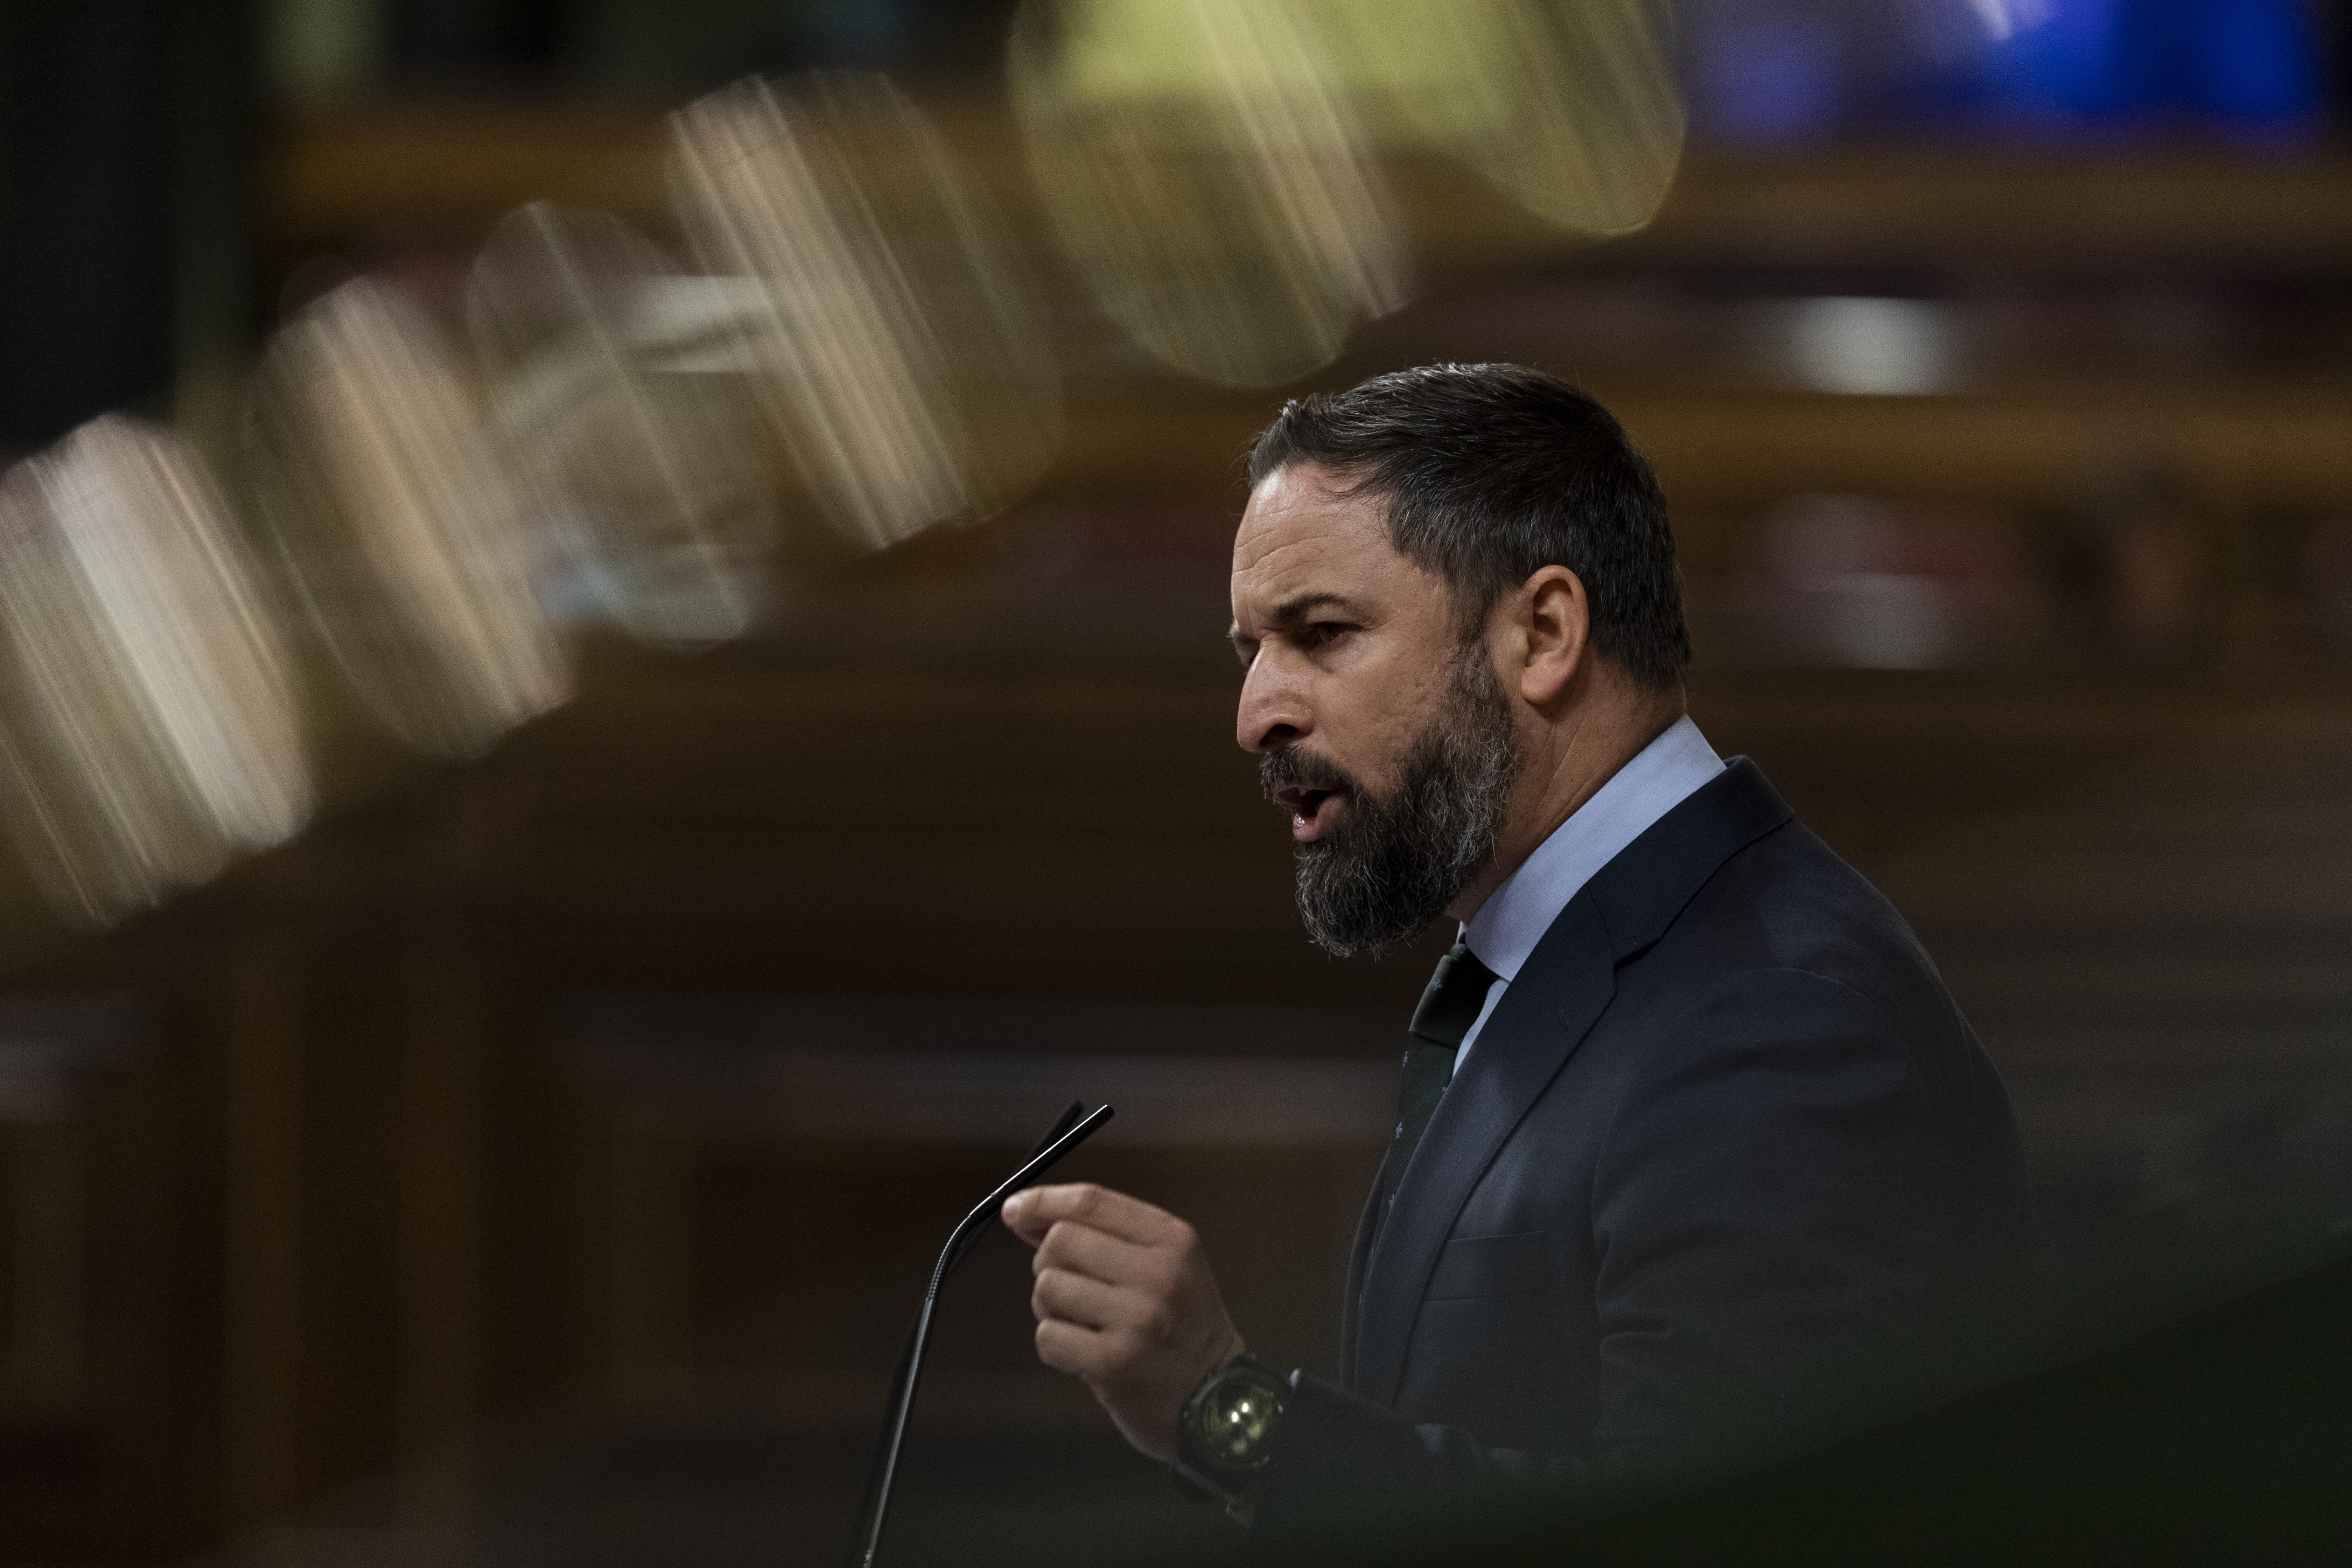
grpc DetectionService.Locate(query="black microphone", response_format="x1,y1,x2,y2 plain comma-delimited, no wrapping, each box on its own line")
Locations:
846,1100,1115,1568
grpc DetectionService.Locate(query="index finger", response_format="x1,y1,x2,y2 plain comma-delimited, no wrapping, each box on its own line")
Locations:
1002,1183,1177,1247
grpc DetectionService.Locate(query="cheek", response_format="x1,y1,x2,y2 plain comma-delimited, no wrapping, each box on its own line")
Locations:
1320,658,1446,783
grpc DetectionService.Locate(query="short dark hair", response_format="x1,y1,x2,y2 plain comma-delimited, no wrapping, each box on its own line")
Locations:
1246,363,1690,692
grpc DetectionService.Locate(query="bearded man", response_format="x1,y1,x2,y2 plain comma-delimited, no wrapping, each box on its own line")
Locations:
1003,364,2028,1530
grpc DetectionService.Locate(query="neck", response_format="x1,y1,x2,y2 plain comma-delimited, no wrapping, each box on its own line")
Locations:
1447,684,1684,922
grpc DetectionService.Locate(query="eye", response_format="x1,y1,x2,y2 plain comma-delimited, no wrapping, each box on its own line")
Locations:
1300,621,1350,649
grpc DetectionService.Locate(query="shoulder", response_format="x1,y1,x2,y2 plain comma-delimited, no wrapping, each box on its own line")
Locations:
1615,821,1997,1101
1588,832,2023,1227
1634,819,1959,1038
1611,962,1922,1111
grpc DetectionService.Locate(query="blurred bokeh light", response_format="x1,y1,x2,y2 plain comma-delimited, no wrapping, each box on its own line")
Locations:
1009,0,1411,386
668,71,1061,547
1319,0,1685,235
250,277,571,759
1010,0,1687,386
0,418,309,924
467,202,777,648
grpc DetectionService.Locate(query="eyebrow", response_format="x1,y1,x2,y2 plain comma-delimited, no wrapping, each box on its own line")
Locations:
1227,591,1367,654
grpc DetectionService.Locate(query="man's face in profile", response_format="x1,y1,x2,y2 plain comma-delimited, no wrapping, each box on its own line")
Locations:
1230,463,1519,957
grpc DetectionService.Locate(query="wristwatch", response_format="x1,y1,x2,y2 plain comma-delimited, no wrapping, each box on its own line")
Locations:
1172,1353,1289,1507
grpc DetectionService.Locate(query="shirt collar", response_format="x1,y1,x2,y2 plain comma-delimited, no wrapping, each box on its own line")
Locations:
1460,715,1725,982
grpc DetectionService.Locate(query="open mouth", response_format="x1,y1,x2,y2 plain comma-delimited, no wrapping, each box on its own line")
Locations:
1272,781,1349,842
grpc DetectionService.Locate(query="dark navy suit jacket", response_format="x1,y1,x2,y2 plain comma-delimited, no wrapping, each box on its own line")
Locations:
1256,759,2028,1521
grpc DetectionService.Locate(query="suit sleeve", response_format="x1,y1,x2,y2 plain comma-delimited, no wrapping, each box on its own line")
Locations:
1251,966,1992,1532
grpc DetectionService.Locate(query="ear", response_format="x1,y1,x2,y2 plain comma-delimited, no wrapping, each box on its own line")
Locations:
1510,566,1589,706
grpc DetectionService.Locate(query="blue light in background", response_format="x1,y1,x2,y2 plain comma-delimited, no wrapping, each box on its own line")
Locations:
1987,0,2323,129
2176,0,2325,124
1685,0,2327,148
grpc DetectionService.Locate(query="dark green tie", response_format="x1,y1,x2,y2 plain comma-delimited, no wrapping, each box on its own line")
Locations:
1373,940,1500,1242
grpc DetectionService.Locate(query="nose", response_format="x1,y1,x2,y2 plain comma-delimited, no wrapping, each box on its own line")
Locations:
1236,651,1310,755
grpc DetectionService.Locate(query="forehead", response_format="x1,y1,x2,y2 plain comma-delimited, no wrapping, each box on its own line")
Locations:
1231,463,1405,603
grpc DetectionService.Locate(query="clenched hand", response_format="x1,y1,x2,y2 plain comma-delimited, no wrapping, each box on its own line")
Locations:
1003,1182,1246,1462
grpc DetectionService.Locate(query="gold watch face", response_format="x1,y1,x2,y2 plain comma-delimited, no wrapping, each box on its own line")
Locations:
1197,1368,1285,1466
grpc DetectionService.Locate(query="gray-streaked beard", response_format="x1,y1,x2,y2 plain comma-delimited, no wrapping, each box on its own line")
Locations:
1263,645,1520,959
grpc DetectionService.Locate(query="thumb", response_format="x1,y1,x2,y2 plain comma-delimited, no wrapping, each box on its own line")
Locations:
1001,1191,1048,1248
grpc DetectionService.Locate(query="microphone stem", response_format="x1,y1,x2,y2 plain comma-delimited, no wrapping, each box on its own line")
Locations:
846,1103,1114,1568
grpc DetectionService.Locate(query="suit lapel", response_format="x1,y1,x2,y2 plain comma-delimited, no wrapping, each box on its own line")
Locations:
1350,892,1618,1409
1343,759,1798,1410
1338,1148,1387,1390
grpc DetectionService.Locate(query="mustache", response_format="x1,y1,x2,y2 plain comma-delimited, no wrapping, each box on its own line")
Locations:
1259,746,1361,803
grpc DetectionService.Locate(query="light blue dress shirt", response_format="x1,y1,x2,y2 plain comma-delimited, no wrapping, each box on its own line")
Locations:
1454,715,1726,1066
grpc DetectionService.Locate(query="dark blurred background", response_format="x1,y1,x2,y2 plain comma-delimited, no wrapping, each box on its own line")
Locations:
2,1,2352,1562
